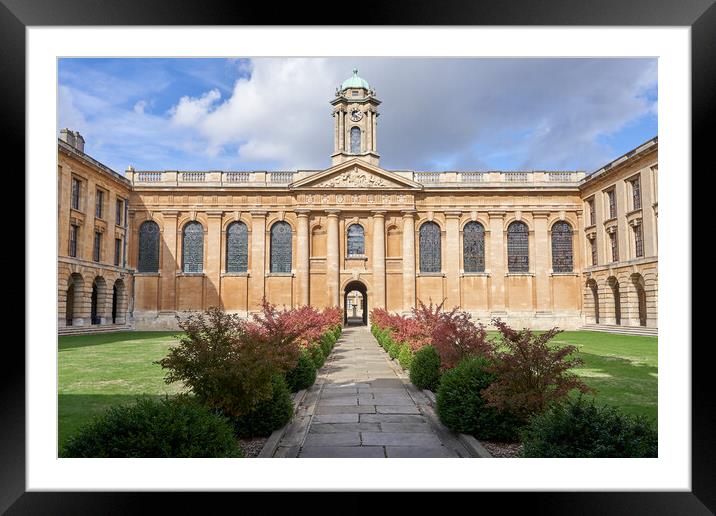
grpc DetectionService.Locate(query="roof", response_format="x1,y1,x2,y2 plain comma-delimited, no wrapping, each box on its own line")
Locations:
340,69,370,91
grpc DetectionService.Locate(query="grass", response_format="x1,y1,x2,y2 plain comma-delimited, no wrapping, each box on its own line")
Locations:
58,331,185,450
58,328,657,450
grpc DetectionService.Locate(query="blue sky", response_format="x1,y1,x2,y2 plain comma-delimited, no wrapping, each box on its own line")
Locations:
58,57,657,174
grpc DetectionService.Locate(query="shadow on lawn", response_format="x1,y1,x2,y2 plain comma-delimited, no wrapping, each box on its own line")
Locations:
58,331,182,351
573,351,658,422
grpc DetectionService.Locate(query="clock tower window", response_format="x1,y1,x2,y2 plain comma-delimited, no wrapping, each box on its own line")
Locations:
350,127,361,154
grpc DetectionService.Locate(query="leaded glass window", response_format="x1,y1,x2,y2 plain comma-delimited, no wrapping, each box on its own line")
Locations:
463,221,485,272
588,198,596,226
610,231,619,262
507,221,529,273
590,238,598,266
634,225,643,258
270,221,292,273
419,222,441,273
226,221,248,273
93,231,102,262
138,221,160,272
182,221,204,273
71,178,81,210
607,189,617,219
116,199,123,225
551,221,573,273
631,178,642,210
95,189,104,219
347,224,365,256
350,126,361,154
114,238,122,266
69,224,78,257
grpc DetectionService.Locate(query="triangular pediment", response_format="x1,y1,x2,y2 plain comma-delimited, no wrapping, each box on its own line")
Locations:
290,159,422,190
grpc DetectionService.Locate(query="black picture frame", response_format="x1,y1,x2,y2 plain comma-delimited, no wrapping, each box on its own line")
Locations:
6,0,709,512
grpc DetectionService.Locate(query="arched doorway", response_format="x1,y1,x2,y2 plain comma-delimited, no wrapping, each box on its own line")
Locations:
343,280,367,326
607,277,621,325
65,273,83,326
587,278,599,324
91,276,107,325
112,278,127,325
631,273,647,327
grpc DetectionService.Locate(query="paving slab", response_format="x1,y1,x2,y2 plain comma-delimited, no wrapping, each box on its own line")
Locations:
299,446,386,458
313,413,360,424
376,405,421,414
310,422,381,434
379,423,433,433
361,414,429,424
385,446,455,458
303,432,361,447
361,432,443,447
315,405,376,415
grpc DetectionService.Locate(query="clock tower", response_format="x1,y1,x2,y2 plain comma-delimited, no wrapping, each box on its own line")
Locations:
330,69,381,166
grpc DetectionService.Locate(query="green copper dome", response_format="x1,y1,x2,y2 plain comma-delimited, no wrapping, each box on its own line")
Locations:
340,69,370,91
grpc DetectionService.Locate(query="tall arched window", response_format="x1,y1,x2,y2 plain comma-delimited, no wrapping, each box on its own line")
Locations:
350,127,361,154
226,221,248,273
551,221,573,272
270,221,292,273
137,220,160,272
182,221,204,273
463,221,485,272
507,221,529,273
419,221,441,273
347,224,365,256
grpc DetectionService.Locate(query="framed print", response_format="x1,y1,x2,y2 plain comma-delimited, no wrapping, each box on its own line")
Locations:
7,0,711,512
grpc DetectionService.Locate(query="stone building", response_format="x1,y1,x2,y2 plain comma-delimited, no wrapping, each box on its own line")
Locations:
57,70,658,333
58,130,133,332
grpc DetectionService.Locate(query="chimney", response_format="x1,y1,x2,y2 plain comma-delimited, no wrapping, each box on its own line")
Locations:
73,131,85,153
59,128,85,153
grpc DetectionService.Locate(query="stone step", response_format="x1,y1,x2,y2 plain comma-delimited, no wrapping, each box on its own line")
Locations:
58,324,133,336
579,324,657,337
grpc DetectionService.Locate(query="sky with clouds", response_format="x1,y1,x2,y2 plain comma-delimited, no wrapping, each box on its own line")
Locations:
58,57,657,174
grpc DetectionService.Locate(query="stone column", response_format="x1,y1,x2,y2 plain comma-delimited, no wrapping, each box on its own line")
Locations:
372,112,378,152
326,209,341,307
205,211,223,309
366,111,373,152
160,211,178,313
444,211,461,309
372,210,387,309
402,210,416,312
339,110,345,151
488,211,506,313
534,211,551,313
333,112,339,154
296,209,311,306
250,211,267,310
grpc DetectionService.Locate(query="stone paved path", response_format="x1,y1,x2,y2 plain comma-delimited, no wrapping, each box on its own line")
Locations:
274,325,471,458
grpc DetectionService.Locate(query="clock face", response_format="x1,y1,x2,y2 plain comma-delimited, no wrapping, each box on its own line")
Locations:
350,109,363,122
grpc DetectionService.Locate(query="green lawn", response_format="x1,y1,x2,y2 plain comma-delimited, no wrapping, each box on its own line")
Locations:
58,331,185,450
58,329,657,449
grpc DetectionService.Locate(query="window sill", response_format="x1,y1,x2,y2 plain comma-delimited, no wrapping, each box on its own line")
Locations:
461,272,489,277
176,272,204,277
135,272,161,277
417,272,445,277
267,272,294,277
346,255,368,261
222,272,249,277
550,272,578,276
505,272,534,277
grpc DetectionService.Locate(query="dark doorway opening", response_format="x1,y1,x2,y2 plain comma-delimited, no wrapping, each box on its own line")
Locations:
66,284,75,326
112,285,118,324
91,281,99,325
343,280,367,326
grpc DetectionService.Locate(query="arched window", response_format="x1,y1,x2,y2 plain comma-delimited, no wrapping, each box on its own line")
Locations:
507,221,529,273
463,221,485,272
350,126,361,154
182,221,204,273
137,220,160,272
347,224,365,256
226,221,248,273
270,221,292,273
419,222,441,273
551,221,573,273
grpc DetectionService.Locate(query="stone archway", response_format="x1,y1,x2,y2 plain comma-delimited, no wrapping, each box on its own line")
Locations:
607,276,621,326
343,280,368,326
65,273,84,326
586,278,600,324
631,273,647,327
91,276,107,325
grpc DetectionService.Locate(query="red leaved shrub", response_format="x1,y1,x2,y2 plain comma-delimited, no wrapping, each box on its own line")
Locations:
481,318,592,421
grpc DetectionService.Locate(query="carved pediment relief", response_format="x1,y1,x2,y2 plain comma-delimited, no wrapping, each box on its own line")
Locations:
290,158,422,190
316,167,396,188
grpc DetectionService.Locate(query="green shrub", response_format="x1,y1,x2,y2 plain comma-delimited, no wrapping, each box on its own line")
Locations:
285,350,317,392
62,395,244,458
397,343,414,370
309,343,327,369
409,345,441,391
521,397,658,457
233,375,294,438
320,332,335,356
387,338,400,359
436,357,523,441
